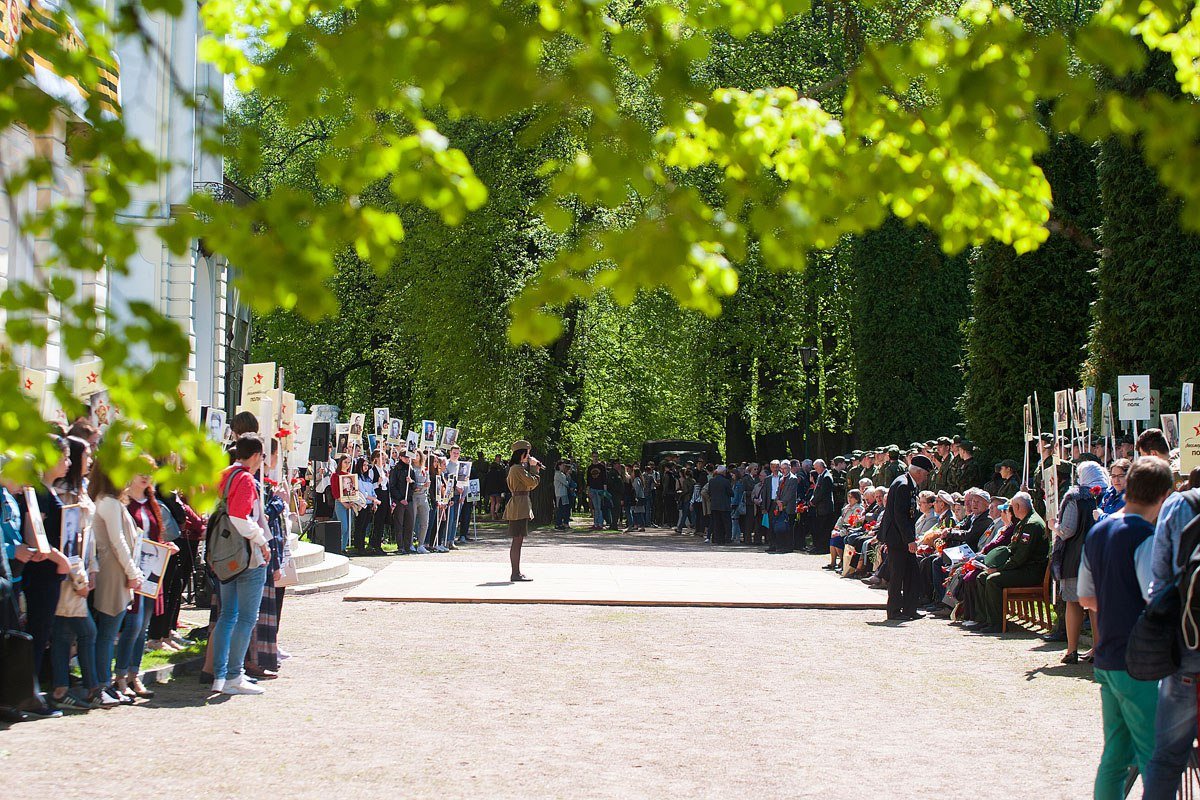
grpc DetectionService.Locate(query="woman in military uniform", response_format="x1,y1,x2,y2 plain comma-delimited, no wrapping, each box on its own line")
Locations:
504,439,542,582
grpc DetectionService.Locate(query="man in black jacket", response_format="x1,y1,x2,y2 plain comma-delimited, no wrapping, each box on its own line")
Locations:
389,451,415,553
769,461,800,553
808,459,837,555
707,466,733,545
882,454,933,620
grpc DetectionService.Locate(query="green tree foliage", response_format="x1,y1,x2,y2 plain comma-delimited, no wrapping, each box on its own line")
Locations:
961,132,1100,459
1084,53,1200,410
850,218,971,445
8,0,1200,483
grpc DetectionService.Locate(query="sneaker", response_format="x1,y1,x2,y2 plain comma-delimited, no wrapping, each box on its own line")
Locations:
447,542,458,550
436,545,449,553
51,692,95,712
221,676,265,696
24,701,62,719
211,678,226,693
277,649,292,661
415,546,430,554
100,687,125,706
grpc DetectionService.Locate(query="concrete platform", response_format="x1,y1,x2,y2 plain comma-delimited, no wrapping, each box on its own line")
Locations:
343,562,886,609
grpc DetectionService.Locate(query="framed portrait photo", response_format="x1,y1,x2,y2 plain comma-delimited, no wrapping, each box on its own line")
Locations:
373,407,390,436
421,420,438,448
441,427,460,449
135,539,174,600
349,413,366,438
339,473,358,498
60,504,85,559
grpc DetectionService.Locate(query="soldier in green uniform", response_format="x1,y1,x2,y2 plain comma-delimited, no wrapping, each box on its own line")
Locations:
846,450,865,491
956,440,986,490
965,492,1050,633
929,437,953,492
864,451,881,488
881,446,903,486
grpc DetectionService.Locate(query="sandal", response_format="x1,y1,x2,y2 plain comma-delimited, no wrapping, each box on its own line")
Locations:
129,678,155,698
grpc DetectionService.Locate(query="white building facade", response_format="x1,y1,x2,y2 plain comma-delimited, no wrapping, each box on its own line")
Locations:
0,0,250,412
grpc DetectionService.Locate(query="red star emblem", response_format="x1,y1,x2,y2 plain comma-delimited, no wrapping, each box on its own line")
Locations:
1193,425,1200,438
1129,383,1139,393
23,378,33,391
87,372,98,384
253,373,264,385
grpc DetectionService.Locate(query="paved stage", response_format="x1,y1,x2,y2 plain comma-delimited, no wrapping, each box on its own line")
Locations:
343,561,887,608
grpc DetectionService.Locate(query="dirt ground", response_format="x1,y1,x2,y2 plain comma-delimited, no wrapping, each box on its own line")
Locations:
3,527,1102,799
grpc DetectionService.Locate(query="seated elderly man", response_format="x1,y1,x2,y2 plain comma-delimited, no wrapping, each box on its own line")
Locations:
963,491,1050,634
917,488,993,610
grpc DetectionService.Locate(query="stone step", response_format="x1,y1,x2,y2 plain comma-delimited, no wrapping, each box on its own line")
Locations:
290,540,326,570
287,564,372,596
295,552,350,585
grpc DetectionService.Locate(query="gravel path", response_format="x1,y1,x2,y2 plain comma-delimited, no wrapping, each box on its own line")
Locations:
4,527,1102,799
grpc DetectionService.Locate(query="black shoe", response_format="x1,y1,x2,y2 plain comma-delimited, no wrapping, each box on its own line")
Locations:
973,624,1000,634
199,671,214,685
821,564,837,570
1061,651,1080,664
886,612,909,621
511,574,533,582
23,702,62,719
1041,629,1067,643
901,610,925,620
0,707,28,723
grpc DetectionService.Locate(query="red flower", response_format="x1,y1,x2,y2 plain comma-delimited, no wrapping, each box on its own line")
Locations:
275,427,292,439
1090,485,1103,498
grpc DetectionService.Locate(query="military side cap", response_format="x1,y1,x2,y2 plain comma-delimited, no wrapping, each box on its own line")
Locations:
960,440,975,453
1039,432,1055,444
936,436,952,446
952,435,963,443
851,450,864,458
999,458,1020,469
887,446,901,456
909,442,923,450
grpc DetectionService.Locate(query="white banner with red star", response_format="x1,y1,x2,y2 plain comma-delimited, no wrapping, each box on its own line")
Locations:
73,359,104,399
1180,412,1200,474
1117,375,1150,422
241,361,276,409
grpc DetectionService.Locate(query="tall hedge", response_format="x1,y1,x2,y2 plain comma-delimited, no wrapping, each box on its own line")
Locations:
1084,53,1200,411
850,218,970,445
960,133,1099,460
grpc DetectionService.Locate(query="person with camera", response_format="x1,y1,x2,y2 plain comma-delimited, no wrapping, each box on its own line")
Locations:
504,440,542,582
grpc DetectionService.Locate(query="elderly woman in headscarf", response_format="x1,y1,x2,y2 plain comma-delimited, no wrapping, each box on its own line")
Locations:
1053,459,1110,664
503,440,542,582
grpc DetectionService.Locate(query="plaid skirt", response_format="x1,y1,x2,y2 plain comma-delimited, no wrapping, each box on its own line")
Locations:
246,569,279,671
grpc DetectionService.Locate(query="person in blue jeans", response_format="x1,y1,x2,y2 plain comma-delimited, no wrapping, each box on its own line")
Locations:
1077,457,1173,800
210,434,273,696
1144,477,1200,798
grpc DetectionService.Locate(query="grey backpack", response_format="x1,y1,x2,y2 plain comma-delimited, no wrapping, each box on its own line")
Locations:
205,467,252,584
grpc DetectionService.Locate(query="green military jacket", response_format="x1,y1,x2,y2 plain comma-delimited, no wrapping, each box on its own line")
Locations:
957,458,985,490
882,459,902,486
1002,512,1050,573
993,477,1020,499
846,465,864,491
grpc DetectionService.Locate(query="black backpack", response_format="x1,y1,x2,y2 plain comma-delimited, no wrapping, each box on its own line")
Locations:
1126,490,1200,680
1174,490,1200,651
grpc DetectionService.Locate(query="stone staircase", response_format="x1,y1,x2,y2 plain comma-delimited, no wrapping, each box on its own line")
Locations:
286,534,372,596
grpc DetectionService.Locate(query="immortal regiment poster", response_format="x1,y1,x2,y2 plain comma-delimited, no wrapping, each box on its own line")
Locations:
277,390,296,433
1150,390,1162,428
421,420,438,448
1043,457,1060,527
441,427,460,449
1054,390,1071,431
1086,386,1096,425
374,408,389,436
335,423,351,455
349,412,366,438
1118,375,1151,421
178,381,200,424
203,407,227,442
387,418,403,445
135,540,172,599
290,413,315,466
241,362,276,408
1162,414,1180,449
1100,393,1113,438
1183,383,1194,413
1180,412,1200,474
405,430,419,452
1073,389,1090,431
18,366,45,408
1023,400,1034,485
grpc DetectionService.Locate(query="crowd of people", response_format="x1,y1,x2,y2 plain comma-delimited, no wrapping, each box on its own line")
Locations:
1,409,297,719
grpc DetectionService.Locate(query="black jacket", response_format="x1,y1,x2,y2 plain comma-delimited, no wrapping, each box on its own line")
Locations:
882,474,918,545
389,461,412,505
810,471,835,515
943,512,991,551
708,474,733,511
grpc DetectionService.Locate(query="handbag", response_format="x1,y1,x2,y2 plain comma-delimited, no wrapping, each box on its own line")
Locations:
1,564,36,709
1127,586,1183,681
772,513,791,534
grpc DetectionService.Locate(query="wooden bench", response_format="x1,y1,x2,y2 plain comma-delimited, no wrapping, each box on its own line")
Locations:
1002,563,1053,634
